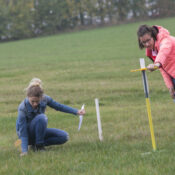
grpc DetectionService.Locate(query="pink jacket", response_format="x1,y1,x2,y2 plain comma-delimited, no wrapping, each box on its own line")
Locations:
146,26,175,89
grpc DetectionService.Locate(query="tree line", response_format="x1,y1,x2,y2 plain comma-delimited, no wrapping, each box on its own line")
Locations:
0,0,175,41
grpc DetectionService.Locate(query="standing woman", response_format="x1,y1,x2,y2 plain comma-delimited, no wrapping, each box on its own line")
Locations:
16,78,85,156
137,25,175,99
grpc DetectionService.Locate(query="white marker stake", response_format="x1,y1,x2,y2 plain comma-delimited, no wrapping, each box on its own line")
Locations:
140,58,149,94
95,98,103,141
78,104,85,131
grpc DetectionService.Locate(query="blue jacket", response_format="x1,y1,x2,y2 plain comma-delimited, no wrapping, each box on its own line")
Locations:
16,95,78,152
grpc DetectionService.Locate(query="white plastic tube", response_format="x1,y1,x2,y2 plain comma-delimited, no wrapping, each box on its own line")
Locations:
95,98,103,141
78,104,85,131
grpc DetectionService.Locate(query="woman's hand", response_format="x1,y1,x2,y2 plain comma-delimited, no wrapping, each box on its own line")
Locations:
147,63,160,72
77,109,85,115
169,87,175,99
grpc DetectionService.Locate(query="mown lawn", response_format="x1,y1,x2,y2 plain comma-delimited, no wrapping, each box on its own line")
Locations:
0,17,175,175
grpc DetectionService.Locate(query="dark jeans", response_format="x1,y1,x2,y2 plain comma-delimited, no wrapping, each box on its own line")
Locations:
172,78,175,88
28,114,69,146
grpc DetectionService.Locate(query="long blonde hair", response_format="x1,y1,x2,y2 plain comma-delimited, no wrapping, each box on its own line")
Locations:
25,78,44,98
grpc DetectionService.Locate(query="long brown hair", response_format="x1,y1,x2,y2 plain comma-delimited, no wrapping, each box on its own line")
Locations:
137,25,159,49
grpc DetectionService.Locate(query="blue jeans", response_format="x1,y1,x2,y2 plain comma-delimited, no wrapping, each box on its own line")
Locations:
172,78,175,88
28,114,69,146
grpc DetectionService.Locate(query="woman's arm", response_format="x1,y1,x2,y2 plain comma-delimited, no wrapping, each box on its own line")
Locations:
45,95,78,115
159,68,175,99
17,109,29,153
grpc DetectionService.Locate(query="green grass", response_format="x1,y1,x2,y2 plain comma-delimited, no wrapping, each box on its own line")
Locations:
0,17,175,175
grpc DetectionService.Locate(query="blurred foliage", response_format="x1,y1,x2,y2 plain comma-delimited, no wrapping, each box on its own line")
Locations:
0,0,175,41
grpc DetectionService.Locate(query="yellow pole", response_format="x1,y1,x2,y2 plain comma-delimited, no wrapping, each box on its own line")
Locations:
145,98,156,151
139,58,157,151
130,67,158,72
130,68,148,72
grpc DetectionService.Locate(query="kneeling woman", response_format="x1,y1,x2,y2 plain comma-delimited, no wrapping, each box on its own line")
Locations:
16,78,85,156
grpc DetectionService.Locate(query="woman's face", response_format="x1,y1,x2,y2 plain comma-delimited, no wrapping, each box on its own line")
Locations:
140,33,155,50
28,96,41,109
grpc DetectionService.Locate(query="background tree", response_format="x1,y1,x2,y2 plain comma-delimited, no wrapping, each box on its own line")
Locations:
148,0,175,18
2,0,34,40
0,1,10,40
129,0,147,19
112,0,130,22
0,0,175,41
33,0,71,35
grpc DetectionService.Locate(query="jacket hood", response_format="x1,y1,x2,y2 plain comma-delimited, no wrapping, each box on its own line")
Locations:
155,26,170,49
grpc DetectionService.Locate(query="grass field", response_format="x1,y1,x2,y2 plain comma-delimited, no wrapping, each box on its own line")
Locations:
0,17,175,175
